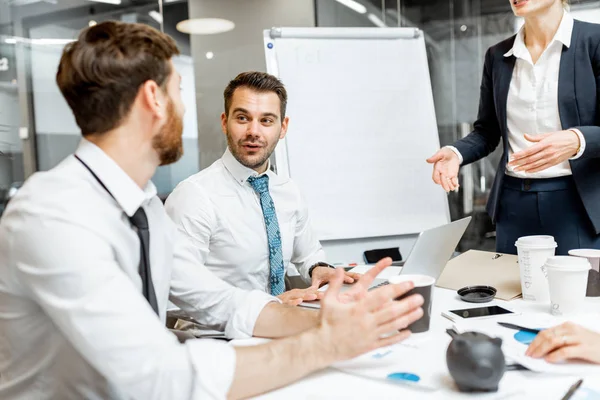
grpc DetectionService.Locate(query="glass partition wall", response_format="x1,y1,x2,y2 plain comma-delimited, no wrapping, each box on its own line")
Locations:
0,0,195,205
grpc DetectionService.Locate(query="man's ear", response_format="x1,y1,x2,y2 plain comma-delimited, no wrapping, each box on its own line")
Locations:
140,80,164,119
220,112,228,135
280,116,289,140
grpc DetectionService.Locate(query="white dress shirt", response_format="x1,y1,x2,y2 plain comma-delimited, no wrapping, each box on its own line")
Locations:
165,148,326,292
449,11,585,178
0,139,276,400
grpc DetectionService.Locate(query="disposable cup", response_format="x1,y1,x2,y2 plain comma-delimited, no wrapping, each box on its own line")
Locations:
515,235,557,302
544,256,590,316
568,249,600,297
389,274,434,334
568,249,600,272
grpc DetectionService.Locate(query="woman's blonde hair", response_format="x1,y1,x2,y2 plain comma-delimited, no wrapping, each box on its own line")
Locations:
562,0,570,9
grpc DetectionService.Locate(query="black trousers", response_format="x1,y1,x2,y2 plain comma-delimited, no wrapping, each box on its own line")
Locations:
495,175,600,256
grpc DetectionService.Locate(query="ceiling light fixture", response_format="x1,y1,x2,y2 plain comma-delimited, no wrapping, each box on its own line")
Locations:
335,0,367,14
148,11,163,24
205,51,214,59
87,0,121,4
30,38,76,45
3,36,74,46
367,13,387,28
176,18,235,35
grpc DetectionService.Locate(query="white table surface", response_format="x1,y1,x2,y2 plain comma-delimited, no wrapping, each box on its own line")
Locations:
232,265,600,400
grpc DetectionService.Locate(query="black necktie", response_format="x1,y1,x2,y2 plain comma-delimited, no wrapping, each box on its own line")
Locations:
74,155,159,315
129,207,159,315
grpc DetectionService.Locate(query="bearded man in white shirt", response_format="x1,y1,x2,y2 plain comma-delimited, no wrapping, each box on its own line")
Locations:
166,72,360,305
0,21,424,399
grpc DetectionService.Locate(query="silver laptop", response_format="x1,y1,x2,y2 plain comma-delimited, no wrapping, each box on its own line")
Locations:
302,217,472,306
364,216,472,290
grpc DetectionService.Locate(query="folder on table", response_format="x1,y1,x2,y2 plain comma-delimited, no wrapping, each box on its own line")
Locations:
436,250,522,301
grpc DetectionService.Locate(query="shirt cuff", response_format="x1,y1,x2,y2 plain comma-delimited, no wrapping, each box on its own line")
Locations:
445,146,464,164
187,338,236,399
297,251,327,283
225,290,280,339
568,129,586,160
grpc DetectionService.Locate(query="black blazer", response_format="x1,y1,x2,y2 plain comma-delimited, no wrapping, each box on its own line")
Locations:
453,19,600,234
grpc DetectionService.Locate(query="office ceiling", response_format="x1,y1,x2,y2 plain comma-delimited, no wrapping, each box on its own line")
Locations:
2,0,191,54
368,0,600,20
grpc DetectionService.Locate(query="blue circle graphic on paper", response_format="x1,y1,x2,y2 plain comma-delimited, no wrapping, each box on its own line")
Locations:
575,388,600,400
387,372,420,382
267,43,274,49
514,330,539,345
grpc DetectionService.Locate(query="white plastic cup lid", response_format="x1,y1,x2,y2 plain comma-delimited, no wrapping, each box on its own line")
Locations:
568,249,600,259
545,256,591,272
515,235,557,249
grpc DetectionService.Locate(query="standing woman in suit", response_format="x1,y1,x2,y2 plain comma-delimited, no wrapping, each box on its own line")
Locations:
427,0,600,255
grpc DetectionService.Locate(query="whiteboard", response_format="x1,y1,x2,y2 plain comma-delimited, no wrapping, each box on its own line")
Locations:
264,27,449,241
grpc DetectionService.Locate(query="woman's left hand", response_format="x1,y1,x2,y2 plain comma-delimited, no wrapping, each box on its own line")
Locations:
526,322,600,364
508,130,581,173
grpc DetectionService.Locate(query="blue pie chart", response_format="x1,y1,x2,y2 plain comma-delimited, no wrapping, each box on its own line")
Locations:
387,372,420,382
514,330,540,345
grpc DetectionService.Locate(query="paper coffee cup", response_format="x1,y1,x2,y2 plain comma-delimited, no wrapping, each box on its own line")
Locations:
568,249,600,272
544,256,590,316
515,235,557,302
568,249,600,297
389,274,434,334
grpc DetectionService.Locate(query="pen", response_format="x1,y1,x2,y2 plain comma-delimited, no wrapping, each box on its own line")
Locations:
497,322,541,334
561,379,583,400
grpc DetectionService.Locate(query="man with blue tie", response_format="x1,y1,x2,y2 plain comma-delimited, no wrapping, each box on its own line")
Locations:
0,22,424,399
166,72,360,305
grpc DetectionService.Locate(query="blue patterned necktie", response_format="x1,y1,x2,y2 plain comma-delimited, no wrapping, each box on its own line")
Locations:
247,175,285,296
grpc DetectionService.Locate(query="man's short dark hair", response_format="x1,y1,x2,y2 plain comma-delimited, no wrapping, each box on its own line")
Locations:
56,21,180,135
223,71,288,119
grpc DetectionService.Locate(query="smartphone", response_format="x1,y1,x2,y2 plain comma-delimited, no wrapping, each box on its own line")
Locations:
442,305,518,322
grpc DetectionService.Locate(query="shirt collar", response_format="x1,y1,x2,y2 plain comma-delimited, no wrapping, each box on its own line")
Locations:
504,11,573,58
222,147,280,186
75,138,157,217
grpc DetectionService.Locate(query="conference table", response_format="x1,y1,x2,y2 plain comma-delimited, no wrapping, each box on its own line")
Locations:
232,265,600,400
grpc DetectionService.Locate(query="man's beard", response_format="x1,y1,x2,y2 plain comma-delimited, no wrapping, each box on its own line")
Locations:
153,100,184,166
227,129,278,170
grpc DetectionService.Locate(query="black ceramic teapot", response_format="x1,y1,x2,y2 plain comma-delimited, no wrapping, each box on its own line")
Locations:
446,331,506,392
